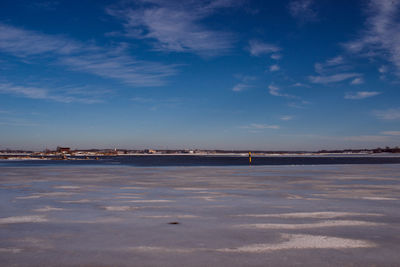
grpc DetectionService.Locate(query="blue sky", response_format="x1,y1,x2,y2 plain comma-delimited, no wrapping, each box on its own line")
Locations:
0,0,399,151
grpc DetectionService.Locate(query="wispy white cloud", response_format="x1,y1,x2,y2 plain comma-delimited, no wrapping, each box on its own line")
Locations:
28,1,60,11
0,23,177,87
248,40,281,56
285,133,391,143
373,108,400,120
325,55,345,65
310,55,362,84
381,131,400,136
269,84,302,103
131,97,155,103
241,123,280,130
314,56,352,74
288,0,317,23
268,84,286,96
378,65,389,80
269,64,280,72
309,73,361,84
60,53,176,87
271,53,282,60
350,77,364,85
232,75,256,92
287,100,311,109
340,135,390,143
0,24,80,56
0,118,39,127
232,83,251,92
292,82,310,88
378,65,388,73
344,91,380,99
234,74,256,82
268,84,284,96
280,115,293,121
0,83,103,104
107,0,238,56
343,0,400,76
131,96,182,110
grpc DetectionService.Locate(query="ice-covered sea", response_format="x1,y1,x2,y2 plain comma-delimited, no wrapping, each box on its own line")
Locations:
1,164,400,266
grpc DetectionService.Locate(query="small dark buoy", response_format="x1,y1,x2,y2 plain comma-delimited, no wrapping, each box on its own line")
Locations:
168,222,179,225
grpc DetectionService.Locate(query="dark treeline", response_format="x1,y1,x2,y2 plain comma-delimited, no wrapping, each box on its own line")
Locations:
317,146,400,154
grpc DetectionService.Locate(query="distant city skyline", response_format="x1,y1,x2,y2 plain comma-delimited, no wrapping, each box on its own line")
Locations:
1,0,400,150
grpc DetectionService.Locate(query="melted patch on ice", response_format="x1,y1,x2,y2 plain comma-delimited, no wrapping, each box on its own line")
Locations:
103,206,138,211
15,195,42,199
237,220,383,229
113,196,142,199
15,237,53,250
126,234,376,254
126,200,174,203
16,192,76,199
0,248,22,253
120,187,146,190
65,217,122,224
140,215,198,219
0,215,47,224
53,185,81,189
61,199,93,203
127,246,198,253
33,206,64,212
174,187,209,191
234,212,382,218
219,234,376,252
362,197,397,201
189,196,216,201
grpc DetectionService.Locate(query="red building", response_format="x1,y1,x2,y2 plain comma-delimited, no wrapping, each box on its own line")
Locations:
57,147,71,154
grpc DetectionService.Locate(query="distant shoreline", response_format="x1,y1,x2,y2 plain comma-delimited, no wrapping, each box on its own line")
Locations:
1,152,400,159
0,152,400,159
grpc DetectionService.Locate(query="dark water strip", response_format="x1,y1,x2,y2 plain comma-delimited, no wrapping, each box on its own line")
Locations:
1,155,400,167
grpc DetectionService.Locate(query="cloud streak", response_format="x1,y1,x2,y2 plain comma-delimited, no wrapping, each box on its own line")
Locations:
344,91,380,99
343,0,400,76
373,108,400,120
381,131,400,136
0,83,103,104
351,77,364,85
232,75,256,92
280,115,293,121
268,84,296,98
271,54,282,60
107,0,238,56
288,0,317,23
0,23,177,87
309,55,362,84
241,123,280,130
314,56,348,74
309,73,361,84
232,83,251,92
269,64,280,72
248,40,281,56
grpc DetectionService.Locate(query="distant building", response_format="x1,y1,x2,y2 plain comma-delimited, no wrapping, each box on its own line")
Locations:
57,147,71,154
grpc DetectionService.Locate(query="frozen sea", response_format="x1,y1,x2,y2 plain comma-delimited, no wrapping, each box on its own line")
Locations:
0,164,400,266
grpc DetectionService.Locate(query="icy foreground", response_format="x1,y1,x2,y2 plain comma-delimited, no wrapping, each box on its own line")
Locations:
0,165,399,266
